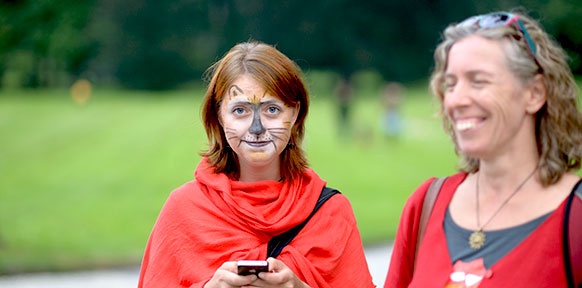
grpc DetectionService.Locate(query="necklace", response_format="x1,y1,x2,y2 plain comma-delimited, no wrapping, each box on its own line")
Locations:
469,167,538,249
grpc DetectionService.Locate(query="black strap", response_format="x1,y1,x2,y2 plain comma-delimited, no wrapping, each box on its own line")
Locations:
564,180,582,288
267,186,340,258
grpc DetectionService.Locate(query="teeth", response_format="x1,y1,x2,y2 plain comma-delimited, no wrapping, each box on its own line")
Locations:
456,121,475,131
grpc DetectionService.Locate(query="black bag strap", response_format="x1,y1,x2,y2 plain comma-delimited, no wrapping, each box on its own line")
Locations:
563,180,582,288
267,186,340,258
414,177,445,271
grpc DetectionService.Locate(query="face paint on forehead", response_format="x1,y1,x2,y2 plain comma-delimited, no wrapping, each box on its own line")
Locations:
227,85,244,101
249,92,267,105
227,84,270,104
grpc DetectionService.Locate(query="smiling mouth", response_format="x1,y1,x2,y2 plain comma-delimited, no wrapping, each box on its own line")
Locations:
454,118,481,132
244,141,272,147
456,122,475,131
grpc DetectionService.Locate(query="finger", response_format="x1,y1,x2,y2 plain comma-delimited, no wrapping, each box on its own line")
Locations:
236,274,259,285
258,259,285,283
219,261,239,273
213,261,258,286
260,258,302,285
223,273,258,286
266,257,282,271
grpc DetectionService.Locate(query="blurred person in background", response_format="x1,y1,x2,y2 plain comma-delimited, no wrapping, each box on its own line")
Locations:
138,41,375,288
380,82,404,140
385,10,582,287
334,76,355,138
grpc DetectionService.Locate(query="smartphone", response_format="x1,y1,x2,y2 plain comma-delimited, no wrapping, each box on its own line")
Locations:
237,260,269,276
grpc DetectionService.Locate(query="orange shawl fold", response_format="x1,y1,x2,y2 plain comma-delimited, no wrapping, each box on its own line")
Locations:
138,158,375,287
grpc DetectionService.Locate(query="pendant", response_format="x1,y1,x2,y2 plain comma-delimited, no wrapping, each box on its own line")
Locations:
469,230,486,249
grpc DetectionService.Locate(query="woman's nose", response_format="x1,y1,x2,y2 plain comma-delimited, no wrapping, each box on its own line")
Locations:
249,112,265,135
444,81,471,109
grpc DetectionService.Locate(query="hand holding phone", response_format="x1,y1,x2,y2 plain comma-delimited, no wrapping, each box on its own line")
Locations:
237,260,269,276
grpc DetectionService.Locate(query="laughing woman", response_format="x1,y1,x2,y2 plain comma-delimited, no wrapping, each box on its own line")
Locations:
138,41,375,288
385,11,582,287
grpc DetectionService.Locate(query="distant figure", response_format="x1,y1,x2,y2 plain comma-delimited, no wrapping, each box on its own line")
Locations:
70,79,92,105
380,82,404,139
334,76,354,137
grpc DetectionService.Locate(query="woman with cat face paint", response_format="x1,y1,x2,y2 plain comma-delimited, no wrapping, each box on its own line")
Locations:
138,41,375,288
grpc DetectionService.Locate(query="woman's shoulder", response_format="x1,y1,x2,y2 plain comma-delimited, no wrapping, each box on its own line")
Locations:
312,188,357,223
404,172,467,209
162,180,203,207
318,188,352,209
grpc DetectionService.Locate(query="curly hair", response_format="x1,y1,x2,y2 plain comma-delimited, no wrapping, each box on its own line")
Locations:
429,11,582,185
199,41,309,180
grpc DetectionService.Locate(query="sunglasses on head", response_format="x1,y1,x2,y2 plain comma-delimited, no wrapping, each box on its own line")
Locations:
457,12,542,72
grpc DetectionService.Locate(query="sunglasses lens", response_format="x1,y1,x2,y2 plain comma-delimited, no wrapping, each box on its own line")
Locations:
478,13,512,28
456,12,541,71
458,13,512,29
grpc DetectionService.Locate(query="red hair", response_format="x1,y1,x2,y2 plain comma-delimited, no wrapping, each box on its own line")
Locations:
200,41,309,180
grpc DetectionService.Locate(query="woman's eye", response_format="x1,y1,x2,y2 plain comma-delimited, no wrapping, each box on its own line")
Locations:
233,107,245,115
472,79,487,87
266,106,280,114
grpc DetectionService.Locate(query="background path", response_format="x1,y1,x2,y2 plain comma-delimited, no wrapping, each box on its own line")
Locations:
0,243,392,287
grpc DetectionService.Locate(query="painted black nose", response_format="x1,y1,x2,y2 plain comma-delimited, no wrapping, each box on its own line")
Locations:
249,113,265,135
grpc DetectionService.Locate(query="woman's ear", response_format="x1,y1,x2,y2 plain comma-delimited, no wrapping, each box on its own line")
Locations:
525,74,547,114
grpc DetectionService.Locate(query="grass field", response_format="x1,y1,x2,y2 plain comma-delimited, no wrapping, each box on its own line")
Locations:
0,81,458,274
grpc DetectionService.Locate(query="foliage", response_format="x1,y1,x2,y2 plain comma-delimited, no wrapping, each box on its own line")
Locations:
0,0,96,88
1,0,581,90
89,0,212,90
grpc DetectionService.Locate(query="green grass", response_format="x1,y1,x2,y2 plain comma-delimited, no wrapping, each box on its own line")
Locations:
0,84,457,274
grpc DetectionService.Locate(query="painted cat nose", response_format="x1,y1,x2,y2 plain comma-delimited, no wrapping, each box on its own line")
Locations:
249,113,265,135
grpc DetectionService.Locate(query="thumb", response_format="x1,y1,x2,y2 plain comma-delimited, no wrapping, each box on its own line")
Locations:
266,257,281,272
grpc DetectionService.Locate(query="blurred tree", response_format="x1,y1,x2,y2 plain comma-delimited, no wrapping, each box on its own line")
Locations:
89,0,220,90
195,0,477,83
539,0,582,73
0,0,580,90
0,0,96,88
470,0,582,73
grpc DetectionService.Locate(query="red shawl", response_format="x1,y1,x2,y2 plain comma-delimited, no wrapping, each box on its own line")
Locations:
139,158,374,287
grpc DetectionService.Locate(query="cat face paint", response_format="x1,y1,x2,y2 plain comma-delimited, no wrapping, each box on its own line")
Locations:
220,75,298,169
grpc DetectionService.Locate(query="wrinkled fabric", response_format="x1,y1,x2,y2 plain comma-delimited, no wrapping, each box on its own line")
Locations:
139,158,375,288
385,173,569,288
